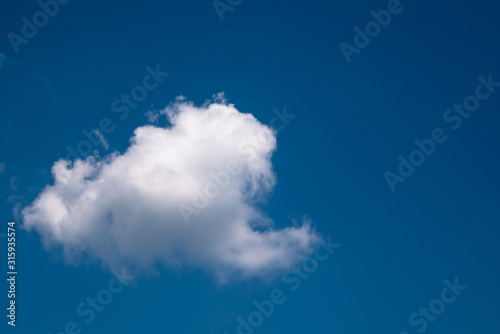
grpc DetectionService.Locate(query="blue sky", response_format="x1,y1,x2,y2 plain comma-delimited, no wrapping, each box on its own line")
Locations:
1,0,500,333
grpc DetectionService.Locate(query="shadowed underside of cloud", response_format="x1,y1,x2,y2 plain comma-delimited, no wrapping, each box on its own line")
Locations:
22,97,321,281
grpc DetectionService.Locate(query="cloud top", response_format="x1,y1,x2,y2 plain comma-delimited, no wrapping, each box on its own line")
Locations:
22,97,320,281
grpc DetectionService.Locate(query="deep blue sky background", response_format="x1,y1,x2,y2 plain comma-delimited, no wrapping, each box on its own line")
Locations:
1,0,500,333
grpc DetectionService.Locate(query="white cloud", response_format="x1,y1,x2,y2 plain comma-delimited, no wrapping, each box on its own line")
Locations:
0,163,5,174
22,97,321,281
10,176,18,191
93,129,109,150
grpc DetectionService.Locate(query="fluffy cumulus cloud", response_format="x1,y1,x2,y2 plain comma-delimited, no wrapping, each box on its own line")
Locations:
22,97,321,281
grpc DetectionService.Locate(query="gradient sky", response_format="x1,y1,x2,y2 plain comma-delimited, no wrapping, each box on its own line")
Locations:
1,0,500,333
